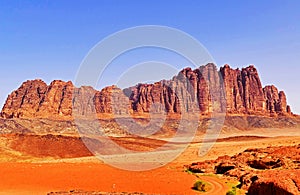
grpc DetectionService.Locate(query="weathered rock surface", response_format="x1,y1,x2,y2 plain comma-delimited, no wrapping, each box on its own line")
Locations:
186,144,300,193
248,170,300,195
1,80,74,119
220,65,266,114
263,85,290,116
0,64,294,119
220,64,291,115
1,79,48,118
95,85,130,115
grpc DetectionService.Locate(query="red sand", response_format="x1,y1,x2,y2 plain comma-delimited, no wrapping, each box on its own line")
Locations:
2,135,299,194
0,162,198,195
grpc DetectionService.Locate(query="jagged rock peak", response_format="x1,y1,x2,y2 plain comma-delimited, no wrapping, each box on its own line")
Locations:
0,64,294,119
1,80,74,118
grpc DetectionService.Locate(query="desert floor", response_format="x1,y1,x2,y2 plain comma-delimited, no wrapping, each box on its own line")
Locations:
1,129,300,195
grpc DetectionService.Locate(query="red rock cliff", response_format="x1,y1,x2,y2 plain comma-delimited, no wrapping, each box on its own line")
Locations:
219,64,291,115
0,64,293,119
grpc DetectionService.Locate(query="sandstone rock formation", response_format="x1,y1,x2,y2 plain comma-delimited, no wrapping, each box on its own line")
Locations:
186,144,300,193
247,170,300,195
1,79,48,118
1,80,74,119
126,63,224,114
263,85,290,116
220,65,265,114
0,64,293,119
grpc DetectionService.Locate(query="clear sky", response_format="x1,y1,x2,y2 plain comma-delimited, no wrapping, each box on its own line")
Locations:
0,1,300,113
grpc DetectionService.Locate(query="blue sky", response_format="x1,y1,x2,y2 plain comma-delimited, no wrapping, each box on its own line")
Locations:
0,1,300,113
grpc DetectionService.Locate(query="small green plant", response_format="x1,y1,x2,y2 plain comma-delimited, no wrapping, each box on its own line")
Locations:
226,190,236,195
185,169,194,174
226,186,237,195
193,180,209,192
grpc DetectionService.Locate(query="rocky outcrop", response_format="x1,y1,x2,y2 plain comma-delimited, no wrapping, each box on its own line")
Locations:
94,85,130,115
186,144,300,192
219,65,290,115
220,65,266,114
248,170,300,195
1,79,48,118
1,80,74,119
1,81,131,119
38,80,74,117
263,85,290,116
0,64,293,119
126,63,224,114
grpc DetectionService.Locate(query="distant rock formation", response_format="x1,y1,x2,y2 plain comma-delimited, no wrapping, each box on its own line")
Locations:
263,85,291,116
220,65,265,114
220,64,291,116
126,64,224,114
1,79,74,118
0,64,293,119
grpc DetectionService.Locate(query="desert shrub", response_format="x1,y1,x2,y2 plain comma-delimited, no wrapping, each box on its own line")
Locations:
185,169,194,174
226,186,237,195
226,190,236,195
193,180,208,192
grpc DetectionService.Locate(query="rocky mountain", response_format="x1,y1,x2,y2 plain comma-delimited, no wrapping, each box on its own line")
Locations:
0,63,293,119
